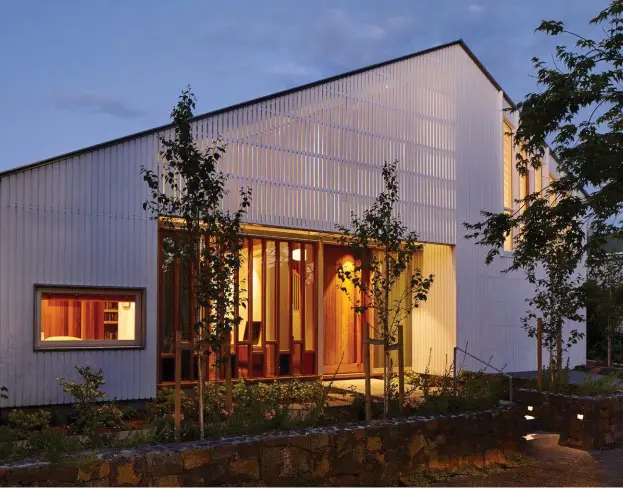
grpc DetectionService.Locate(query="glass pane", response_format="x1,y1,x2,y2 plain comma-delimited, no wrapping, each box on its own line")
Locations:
238,240,249,342
251,239,263,346
266,241,276,342
304,243,315,350
179,261,192,340
279,242,291,351
40,293,137,342
292,243,302,341
161,266,174,352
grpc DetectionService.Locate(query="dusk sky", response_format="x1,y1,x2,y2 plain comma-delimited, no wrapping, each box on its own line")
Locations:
0,0,610,171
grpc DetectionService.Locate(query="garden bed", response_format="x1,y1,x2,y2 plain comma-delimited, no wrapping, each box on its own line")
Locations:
515,388,623,449
0,407,525,487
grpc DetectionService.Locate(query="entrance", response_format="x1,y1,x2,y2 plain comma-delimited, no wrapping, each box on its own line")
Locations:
322,245,364,375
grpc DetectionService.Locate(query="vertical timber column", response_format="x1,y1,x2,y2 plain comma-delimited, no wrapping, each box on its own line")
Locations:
316,240,324,377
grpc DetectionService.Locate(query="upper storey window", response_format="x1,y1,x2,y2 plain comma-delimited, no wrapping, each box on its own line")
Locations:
503,121,513,252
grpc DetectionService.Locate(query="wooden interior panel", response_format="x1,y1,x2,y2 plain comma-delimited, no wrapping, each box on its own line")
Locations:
323,245,363,375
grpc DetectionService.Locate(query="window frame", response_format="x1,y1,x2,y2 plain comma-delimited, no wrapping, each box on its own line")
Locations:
34,285,146,351
502,119,514,254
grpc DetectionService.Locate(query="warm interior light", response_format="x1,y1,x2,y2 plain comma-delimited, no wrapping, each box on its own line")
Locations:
525,415,535,420
121,302,131,310
577,414,584,420
528,406,533,411
292,249,307,262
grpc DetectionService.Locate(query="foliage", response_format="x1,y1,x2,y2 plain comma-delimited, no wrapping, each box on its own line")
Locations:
28,428,84,463
141,86,251,437
463,1,623,384
519,239,585,379
7,409,51,440
584,251,623,366
336,160,434,417
577,371,622,396
57,366,123,437
405,351,503,416
465,0,623,271
589,330,623,364
147,379,330,441
403,370,501,417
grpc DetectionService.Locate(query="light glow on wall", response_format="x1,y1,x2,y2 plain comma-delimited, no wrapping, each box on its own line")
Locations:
292,248,307,262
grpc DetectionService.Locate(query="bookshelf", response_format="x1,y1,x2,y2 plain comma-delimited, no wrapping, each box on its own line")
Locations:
103,302,118,340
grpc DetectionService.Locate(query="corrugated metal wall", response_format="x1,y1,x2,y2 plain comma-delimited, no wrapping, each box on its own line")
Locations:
454,55,586,373
0,139,160,407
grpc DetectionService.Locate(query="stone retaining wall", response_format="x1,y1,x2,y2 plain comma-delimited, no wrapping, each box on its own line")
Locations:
516,388,623,449
0,408,524,486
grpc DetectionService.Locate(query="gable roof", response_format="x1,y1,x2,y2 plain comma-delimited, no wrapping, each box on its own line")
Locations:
0,39,515,179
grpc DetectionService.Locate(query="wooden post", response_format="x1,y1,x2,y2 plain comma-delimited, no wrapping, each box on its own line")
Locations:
363,319,372,423
536,318,543,391
556,327,563,388
224,340,233,409
174,331,182,442
362,251,372,423
398,326,405,415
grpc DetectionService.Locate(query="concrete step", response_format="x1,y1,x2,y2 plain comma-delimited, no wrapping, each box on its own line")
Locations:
523,432,560,452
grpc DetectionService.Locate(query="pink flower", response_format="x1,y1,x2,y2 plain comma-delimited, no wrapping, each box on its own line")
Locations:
264,409,276,420
220,408,232,417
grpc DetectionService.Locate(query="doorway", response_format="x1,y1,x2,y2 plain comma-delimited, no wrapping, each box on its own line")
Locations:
323,245,364,375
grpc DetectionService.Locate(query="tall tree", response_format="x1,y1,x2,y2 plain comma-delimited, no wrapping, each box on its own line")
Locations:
584,250,623,366
337,160,434,419
465,0,623,370
141,87,251,438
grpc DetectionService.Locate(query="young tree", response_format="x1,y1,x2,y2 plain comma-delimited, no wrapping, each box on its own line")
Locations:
337,160,434,419
520,236,585,388
141,87,251,439
466,0,623,372
584,250,623,366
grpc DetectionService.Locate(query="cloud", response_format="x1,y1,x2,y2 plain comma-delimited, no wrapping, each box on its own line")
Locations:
269,62,313,78
51,92,144,119
468,4,485,13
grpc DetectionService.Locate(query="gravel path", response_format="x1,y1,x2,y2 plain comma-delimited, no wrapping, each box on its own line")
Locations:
432,446,623,487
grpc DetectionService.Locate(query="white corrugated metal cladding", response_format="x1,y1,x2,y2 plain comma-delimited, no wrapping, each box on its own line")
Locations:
0,40,585,407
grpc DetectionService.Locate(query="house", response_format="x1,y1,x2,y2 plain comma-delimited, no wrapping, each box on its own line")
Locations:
0,40,586,408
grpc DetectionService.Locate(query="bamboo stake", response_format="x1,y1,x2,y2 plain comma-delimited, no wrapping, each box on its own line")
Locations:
537,318,543,391
174,331,182,442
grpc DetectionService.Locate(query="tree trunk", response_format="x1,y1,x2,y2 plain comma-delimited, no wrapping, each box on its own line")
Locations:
398,323,405,415
383,248,391,418
608,316,613,367
197,346,205,440
224,341,233,410
549,349,554,392
556,327,562,390
536,318,543,391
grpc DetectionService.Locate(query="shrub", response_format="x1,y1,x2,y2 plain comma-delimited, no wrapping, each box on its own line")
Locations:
7,409,51,440
577,371,622,396
29,427,83,462
57,366,123,438
405,356,502,416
